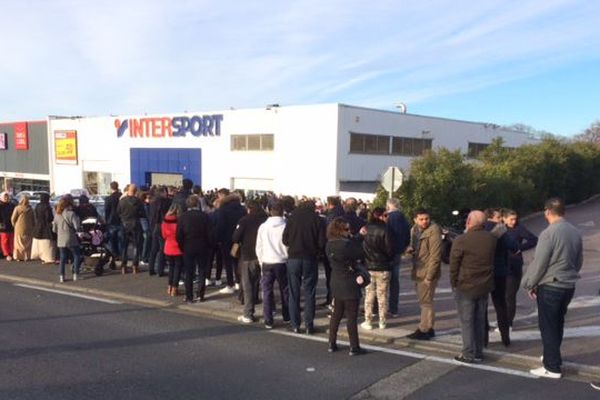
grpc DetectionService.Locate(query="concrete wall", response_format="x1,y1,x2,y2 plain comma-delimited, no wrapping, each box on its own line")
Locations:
0,121,49,176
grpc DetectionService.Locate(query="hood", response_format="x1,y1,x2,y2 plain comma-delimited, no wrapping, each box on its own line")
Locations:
163,215,177,223
489,222,507,238
221,194,241,207
264,216,286,228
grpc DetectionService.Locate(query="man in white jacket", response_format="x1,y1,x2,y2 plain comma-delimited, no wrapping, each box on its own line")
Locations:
255,202,290,329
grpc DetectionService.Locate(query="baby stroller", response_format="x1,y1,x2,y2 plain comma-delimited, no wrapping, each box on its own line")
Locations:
78,218,115,276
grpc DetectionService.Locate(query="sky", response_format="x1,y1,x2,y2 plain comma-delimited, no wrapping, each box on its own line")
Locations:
1,0,599,136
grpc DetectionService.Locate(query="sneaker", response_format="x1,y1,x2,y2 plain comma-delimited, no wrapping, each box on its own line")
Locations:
454,355,476,364
590,382,600,391
237,315,254,324
264,323,273,330
6,256,12,261
379,321,387,330
178,280,184,286
59,275,65,283
219,286,235,294
140,261,148,266
205,279,211,286
530,366,561,379
407,329,430,341
361,321,373,330
72,273,78,282
234,283,240,291
215,279,222,286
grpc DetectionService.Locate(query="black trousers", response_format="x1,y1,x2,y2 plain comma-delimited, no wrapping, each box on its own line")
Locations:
184,251,207,301
490,275,510,337
329,298,360,350
166,255,182,287
505,269,523,327
322,256,332,304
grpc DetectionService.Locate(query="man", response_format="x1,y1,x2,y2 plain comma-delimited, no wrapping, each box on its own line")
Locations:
385,198,411,317
176,195,213,303
116,184,146,274
450,210,497,364
484,208,519,346
232,200,268,323
343,197,366,236
255,202,290,329
406,208,442,340
172,178,193,212
282,200,326,334
215,190,247,294
523,198,583,379
148,187,172,276
104,181,123,260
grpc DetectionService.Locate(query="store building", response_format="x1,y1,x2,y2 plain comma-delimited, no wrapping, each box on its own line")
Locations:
48,104,537,199
0,120,51,193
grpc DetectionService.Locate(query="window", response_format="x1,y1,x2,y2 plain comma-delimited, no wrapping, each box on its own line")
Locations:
349,133,390,154
467,142,489,158
391,137,432,156
231,134,274,151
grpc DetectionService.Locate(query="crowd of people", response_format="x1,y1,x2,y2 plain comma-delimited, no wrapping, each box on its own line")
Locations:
0,181,585,379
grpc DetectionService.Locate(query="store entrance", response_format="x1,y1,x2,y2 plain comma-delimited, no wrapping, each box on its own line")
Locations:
130,148,201,189
147,172,183,187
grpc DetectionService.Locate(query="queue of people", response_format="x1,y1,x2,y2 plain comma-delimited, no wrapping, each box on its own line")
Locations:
0,181,585,375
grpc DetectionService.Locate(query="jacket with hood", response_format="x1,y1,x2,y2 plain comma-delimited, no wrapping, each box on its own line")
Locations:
255,216,288,265
215,195,246,244
161,215,182,256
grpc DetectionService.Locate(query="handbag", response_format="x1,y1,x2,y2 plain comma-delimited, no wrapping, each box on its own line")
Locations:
230,242,241,259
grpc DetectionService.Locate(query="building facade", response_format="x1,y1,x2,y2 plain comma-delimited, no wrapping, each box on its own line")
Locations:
0,120,51,193
47,104,537,199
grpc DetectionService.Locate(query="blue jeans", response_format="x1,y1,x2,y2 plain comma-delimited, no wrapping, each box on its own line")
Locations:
455,290,488,359
141,226,151,263
388,254,402,314
148,225,165,275
261,263,289,325
59,246,82,277
287,257,318,329
121,227,143,267
537,285,574,373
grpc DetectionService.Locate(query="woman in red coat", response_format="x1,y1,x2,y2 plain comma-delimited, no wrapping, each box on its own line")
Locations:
162,204,183,296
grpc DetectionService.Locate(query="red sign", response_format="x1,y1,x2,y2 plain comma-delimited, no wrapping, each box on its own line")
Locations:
14,122,29,150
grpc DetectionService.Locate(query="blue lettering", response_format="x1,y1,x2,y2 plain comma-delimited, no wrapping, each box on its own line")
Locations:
213,114,223,136
202,115,213,136
190,116,202,137
172,117,188,137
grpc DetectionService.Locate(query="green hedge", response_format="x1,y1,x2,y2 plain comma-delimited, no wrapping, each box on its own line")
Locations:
373,137,600,225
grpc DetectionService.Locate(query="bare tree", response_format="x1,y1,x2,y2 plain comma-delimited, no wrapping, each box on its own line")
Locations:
575,120,600,144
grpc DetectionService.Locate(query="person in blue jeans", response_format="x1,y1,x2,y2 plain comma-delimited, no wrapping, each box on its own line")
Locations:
385,198,411,317
282,200,326,334
522,198,583,379
53,196,82,283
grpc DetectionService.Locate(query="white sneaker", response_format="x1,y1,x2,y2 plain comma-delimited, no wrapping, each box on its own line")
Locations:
179,280,184,286
205,279,211,286
237,315,253,324
530,366,561,379
234,283,240,291
360,321,373,330
219,286,235,294
72,273,78,282
215,279,222,286
59,275,64,283
379,321,387,330
591,382,600,391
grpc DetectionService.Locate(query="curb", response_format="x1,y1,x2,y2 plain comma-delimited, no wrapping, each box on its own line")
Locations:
2,272,599,381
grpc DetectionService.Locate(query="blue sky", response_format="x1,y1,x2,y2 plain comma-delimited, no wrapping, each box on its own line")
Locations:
1,0,599,136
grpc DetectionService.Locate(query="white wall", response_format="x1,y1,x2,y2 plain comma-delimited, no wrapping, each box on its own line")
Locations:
49,104,340,198
336,105,537,184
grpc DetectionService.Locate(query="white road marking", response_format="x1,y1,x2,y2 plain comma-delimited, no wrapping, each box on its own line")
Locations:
270,330,537,379
15,284,122,304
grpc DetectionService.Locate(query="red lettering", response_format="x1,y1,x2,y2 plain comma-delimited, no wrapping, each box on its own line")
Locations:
151,118,159,138
131,119,143,137
163,117,172,137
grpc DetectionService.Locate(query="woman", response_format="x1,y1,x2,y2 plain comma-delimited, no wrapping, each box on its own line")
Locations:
11,196,35,261
326,217,366,356
162,204,183,296
53,197,82,283
361,207,395,330
31,193,56,264
503,209,538,328
0,192,16,261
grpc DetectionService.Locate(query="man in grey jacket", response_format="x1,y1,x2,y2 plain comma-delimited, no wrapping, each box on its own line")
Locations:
522,197,583,379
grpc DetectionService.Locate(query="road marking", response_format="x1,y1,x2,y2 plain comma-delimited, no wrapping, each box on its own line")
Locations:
15,284,122,304
270,330,537,379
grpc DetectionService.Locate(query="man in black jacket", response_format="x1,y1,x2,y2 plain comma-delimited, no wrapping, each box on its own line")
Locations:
172,179,193,212
104,181,123,260
282,200,327,334
117,184,146,274
232,200,268,323
148,187,172,276
215,191,247,293
176,195,213,303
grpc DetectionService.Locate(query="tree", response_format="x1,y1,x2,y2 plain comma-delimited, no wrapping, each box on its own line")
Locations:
575,120,600,144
